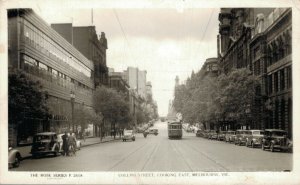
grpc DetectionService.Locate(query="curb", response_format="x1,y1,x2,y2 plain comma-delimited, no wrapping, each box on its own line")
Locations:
81,138,121,148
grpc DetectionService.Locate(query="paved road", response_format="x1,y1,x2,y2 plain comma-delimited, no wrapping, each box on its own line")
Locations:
12,121,292,171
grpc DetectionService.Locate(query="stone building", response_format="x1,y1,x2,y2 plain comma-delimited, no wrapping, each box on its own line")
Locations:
217,8,292,137
8,9,95,146
250,8,292,137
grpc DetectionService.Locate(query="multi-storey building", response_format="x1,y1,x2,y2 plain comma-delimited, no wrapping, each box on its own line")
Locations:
123,67,147,99
217,8,292,137
8,9,95,146
250,8,292,137
51,24,108,87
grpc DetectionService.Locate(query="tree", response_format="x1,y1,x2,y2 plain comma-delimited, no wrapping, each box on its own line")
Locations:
214,68,259,129
93,86,131,139
9,69,50,145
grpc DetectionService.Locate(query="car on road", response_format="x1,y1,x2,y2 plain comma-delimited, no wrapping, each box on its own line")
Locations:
148,128,158,136
245,130,265,148
57,133,82,152
234,130,250,146
225,131,236,143
261,129,290,152
208,130,218,140
31,132,60,158
8,147,22,168
122,130,135,141
217,131,226,141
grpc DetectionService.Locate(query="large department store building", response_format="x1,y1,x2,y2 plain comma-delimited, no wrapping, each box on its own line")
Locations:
8,9,95,146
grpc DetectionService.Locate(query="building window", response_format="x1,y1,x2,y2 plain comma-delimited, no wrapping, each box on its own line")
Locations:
286,66,292,89
280,69,285,91
274,72,279,92
254,60,260,75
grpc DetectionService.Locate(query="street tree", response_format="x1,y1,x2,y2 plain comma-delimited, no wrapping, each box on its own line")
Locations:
9,69,50,145
93,86,131,139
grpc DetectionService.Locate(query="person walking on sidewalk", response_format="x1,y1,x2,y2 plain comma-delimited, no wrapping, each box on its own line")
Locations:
62,131,69,156
68,133,76,156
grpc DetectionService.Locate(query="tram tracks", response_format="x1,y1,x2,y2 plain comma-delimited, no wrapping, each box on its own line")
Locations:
108,141,149,171
170,141,194,171
184,141,229,171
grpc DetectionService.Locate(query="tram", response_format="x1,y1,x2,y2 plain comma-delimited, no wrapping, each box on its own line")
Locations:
168,121,182,139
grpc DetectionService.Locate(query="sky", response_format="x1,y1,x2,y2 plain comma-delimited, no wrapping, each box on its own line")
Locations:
32,6,219,116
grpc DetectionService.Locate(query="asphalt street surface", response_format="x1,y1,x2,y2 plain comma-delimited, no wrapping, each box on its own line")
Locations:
13,121,292,172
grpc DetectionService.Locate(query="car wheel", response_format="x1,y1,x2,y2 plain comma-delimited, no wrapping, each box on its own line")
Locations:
13,154,21,168
262,144,265,150
270,143,274,152
54,147,59,157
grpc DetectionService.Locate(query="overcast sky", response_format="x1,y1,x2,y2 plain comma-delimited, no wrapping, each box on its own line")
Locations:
33,6,219,116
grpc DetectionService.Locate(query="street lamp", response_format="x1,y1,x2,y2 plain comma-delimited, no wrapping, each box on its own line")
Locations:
70,91,76,132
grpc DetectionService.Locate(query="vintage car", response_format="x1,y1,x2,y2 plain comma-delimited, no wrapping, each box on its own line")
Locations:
225,131,236,143
202,130,210,138
234,130,251,145
31,132,60,157
245,130,265,148
148,128,158,136
208,130,218,140
196,130,203,137
217,131,226,141
122,130,135,142
57,133,82,152
261,129,290,152
8,147,22,168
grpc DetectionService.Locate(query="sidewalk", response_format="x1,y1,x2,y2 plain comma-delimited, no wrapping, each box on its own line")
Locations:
17,136,120,159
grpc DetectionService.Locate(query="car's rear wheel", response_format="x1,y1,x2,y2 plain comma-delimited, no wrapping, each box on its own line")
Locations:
13,154,21,168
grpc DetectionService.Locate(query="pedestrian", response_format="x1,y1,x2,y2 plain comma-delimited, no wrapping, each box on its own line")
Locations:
61,131,69,156
68,133,76,156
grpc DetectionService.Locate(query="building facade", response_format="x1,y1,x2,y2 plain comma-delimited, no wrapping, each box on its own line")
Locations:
8,9,95,146
217,8,292,137
51,24,108,87
123,67,147,99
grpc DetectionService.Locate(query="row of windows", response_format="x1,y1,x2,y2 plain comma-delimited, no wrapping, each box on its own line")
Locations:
267,66,292,95
22,20,92,78
267,98,292,132
267,32,292,67
22,54,93,96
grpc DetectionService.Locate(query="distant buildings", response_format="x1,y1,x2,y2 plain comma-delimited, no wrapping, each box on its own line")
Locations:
122,67,147,99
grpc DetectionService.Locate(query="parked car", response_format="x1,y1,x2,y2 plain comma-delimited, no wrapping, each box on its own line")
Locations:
196,130,203,137
225,131,236,143
217,131,226,141
208,130,218,140
57,133,82,152
31,132,60,157
245,130,265,148
261,129,290,152
148,128,158,136
203,130,210,138
8,147,22,168
234,130,250,145
122,130,135,142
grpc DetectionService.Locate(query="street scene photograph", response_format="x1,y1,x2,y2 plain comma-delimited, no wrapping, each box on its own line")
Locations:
2,1,296,182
